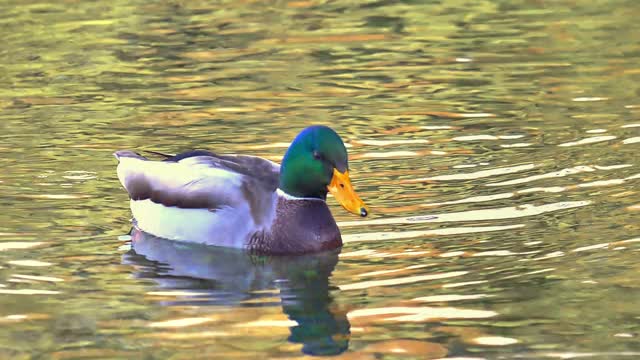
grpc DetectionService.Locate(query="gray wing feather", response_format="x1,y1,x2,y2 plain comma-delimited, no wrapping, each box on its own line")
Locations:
115,151,280,226
176,154,280,191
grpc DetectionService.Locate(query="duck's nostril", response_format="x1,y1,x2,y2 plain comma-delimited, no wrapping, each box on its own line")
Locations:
360,208,368,217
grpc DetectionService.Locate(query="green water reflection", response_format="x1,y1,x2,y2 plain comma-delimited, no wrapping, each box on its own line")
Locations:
126,228,349,356
1,0,640,358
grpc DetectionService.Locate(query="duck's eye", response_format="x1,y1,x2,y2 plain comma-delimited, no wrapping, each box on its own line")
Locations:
313,151,322,160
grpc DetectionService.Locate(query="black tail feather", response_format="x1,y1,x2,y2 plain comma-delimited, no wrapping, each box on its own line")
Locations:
143,150,176,159
113,150,147,161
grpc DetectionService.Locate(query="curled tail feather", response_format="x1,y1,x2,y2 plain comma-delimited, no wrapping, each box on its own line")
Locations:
114,150,147,162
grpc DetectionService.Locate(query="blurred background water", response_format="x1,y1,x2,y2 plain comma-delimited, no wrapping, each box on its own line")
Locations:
1,0,640,358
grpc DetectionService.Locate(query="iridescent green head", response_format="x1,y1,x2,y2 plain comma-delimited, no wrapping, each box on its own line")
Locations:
279,125,368,217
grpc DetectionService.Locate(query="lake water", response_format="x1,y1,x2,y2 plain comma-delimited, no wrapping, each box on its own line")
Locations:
1,0,640,358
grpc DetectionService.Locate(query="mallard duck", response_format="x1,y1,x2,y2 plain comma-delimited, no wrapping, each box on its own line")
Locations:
114,125,368,254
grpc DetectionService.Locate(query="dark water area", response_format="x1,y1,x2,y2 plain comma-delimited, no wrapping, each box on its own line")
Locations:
1,0,640,358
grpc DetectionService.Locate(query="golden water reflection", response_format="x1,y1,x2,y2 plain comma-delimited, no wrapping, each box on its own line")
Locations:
125,228,350,356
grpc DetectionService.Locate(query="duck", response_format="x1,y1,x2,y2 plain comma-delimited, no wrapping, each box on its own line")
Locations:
114,125,368,254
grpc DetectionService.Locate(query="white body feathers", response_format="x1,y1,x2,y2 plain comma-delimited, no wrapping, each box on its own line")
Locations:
116,153,279,247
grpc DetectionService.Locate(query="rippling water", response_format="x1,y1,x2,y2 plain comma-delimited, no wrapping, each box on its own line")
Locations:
1,0,640,358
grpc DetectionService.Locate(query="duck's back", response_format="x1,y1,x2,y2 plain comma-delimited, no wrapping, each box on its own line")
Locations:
115,150,279,247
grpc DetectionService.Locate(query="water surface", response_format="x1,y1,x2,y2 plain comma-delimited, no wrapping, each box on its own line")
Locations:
1,0,640,358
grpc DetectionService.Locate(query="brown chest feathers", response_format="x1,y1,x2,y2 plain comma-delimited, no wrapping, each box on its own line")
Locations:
247,197,342,254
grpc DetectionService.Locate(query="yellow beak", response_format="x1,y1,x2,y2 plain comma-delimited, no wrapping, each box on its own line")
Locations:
327,169,369,217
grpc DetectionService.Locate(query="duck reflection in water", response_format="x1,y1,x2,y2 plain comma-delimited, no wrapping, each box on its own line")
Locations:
122,228,350,356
